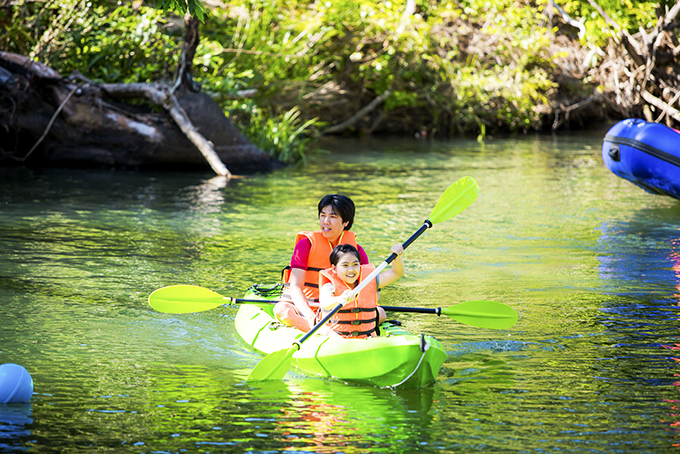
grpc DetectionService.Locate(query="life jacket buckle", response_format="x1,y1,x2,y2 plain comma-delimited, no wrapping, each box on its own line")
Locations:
268,321,284,331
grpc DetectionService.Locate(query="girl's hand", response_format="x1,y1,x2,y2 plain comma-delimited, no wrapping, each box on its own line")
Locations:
391,244,404,256
306,314,317,330
339,289,354,304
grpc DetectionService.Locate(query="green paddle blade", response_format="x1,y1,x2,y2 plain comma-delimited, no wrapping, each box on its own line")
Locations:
248,346,297,381
428,176,479,224
442,300,518,329
149,285,227,313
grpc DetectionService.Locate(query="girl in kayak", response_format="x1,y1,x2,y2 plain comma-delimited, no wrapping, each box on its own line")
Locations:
318,243,404,338
273,194,370,332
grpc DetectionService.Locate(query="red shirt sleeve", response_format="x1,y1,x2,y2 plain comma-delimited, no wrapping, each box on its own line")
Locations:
290,237,312,269
357,244,369,265
290,238,369,268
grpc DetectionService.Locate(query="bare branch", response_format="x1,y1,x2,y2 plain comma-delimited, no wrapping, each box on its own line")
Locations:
641,90,680,123
324,90,392,135
102,82,232,177
585,0,647,66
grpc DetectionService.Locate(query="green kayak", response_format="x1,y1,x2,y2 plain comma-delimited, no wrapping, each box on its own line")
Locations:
235,292,448,388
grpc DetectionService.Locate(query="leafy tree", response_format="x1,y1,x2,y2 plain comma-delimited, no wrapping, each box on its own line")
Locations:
1,0,675,163
557,0,676,48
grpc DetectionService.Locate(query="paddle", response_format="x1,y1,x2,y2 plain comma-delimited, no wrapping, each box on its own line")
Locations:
148,285,268,314
149,285,518,329
247,176,480,382
380,301,517,330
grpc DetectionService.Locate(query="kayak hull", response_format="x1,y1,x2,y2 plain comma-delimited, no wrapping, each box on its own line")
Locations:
235,302,447,388
602,118,680,199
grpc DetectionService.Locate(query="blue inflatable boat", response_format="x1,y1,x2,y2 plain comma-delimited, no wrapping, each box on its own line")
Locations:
602,118,680,200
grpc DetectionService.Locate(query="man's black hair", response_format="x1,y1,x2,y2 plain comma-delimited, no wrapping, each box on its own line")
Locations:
318,194,355,230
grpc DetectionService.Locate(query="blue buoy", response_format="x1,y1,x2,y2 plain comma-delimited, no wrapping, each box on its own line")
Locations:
0,364,33,403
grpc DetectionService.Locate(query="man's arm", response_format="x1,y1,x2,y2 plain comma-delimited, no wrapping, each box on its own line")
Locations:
288,268,317,325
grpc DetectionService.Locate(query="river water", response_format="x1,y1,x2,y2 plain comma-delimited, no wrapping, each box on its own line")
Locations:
2,131,680,452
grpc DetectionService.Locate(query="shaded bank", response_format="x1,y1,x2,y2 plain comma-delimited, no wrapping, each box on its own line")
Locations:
2,0,679,170
549,1,680,131
0,52,280,174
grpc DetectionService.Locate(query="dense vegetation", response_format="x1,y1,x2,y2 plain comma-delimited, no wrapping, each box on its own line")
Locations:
1,0,676,163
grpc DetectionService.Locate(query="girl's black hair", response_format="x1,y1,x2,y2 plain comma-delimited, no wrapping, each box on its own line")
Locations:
330,244,361,266
318,194,355,230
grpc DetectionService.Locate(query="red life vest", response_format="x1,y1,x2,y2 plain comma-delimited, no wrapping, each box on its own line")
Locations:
318,264,378,338
280,230,358,306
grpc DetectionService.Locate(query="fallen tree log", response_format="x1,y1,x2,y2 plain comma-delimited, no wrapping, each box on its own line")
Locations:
0,52,280,174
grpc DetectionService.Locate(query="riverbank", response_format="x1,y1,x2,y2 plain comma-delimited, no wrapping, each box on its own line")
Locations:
2,0,677,166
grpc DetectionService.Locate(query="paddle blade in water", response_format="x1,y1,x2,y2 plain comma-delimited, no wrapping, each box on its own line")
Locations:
428,177,479,224
248,346,297,381
442,300,518,329
149,285,226,313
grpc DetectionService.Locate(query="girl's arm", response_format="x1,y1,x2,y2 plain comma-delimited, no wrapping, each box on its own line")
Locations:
319,283,354,311
377,244,404,289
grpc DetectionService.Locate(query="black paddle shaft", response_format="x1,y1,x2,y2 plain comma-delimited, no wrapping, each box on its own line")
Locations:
297,302,442,348
236,299,443,317
294,302,344,348
385,220,433,264
380,306,442,316
293,219,434,349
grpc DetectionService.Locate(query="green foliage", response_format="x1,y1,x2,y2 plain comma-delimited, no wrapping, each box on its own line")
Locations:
192,0,558,136
230,103,319,164
64,5,182,83
558,0,675,48
3,0,673,164
156,0,206,22
2,0,182,83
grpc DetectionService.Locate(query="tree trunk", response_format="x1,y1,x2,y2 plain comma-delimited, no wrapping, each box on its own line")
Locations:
0,52,280,174
178,14,201,92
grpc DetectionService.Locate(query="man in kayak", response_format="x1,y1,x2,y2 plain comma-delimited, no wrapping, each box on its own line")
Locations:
318,243,404,338
273,194,370,332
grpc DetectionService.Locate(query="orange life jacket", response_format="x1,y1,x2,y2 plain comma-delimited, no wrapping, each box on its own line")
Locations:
280,230,358,306
318,264,378,338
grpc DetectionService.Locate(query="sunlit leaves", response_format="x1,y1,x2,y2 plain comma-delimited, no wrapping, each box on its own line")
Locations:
4,1,183,83
156,0,206,21
230,103,320,165
555,0,674,47
3,0,671,162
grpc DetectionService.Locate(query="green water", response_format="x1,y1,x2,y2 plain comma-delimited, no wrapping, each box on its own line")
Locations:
3,132,680,452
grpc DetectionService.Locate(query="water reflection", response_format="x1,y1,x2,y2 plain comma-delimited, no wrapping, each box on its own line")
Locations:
251,379,437,453
182,175,229,214
661,228,680,445
0,403,32,452
8,135,680,451
128,366,438,452
598,208,680,443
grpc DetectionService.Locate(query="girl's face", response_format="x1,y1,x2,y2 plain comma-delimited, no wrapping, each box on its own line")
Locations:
333,251,361,285
319,205,349,242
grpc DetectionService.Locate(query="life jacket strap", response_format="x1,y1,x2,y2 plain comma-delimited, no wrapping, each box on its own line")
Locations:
335,307,376,314
341,327,377,337
328,307,380,337
280,265,291,283
281,266,321,290
331,319,371,325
